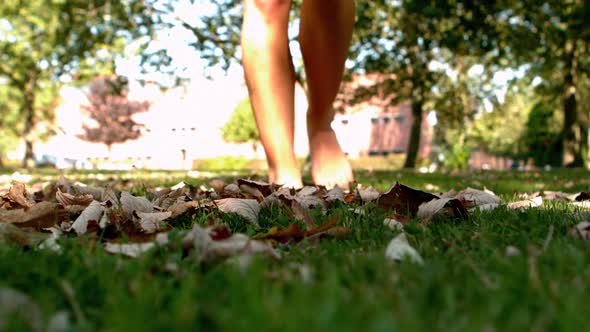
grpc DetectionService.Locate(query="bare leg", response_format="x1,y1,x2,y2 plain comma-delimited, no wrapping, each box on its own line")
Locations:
300,0,355,188
241,0,302,188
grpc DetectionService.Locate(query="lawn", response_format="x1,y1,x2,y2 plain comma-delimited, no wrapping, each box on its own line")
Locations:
1,168,590,332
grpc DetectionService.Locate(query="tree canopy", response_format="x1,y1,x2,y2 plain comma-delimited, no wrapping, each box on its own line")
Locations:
0,0,160,166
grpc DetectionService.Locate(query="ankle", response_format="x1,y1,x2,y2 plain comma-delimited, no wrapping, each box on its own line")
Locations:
306,107,335,133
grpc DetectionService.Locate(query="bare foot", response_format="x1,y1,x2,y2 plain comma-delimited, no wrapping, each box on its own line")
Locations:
268,166,303,189
308,128,354,189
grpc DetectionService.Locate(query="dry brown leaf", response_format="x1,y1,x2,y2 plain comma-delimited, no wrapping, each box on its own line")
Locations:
215,198,260,226
121,191,153,219
292,199,316,229
5,181,33,208
378,182,439,216
55,188,93,207
0,202,65,229
134,211,172,234
237,179,273,197
238,184,265,201
152,187,189,210
71,201,104,235
0,223,48,247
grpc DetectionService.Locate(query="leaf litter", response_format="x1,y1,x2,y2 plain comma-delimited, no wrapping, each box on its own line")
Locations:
1,177,590,267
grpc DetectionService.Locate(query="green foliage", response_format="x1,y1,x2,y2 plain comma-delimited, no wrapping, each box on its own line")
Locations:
0,0,160,166
440,130,471,171
523,102,563,167
467,84,534,158
221,98,260,145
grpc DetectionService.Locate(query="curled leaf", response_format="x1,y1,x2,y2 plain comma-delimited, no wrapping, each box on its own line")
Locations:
56,188,93,207
5,181,33,208
378,182,439,216
71,201,104,235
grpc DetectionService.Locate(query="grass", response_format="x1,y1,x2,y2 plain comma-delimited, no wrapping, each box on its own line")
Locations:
2,168,590,331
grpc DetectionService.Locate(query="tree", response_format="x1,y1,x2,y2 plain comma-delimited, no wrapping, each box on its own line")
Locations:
78,76,150,156
221,97,260,152
467,83,535,160
0,0,159,167
487,1,590,167
349,1,500,168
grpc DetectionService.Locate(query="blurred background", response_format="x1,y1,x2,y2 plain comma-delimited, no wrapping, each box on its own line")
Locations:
0,0,588,173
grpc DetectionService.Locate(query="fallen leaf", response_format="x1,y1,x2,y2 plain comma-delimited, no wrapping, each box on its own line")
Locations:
292,199,316,229
507,196,543,210
384,218,404,231
505,246,521,257
5,181,33,208
571,221,590,241
152,187,190,210
133,211,172,234
0,202,66,229
378,182,439,216
385,233,424,265
0,223,48,247
574,192,590,201
572,201,590,209
357,186,380,203
324,186,345,204
55,189,93,207
297,186,319,197
215,198,260,226
104,242,156,258
253,224,306,243
223,184,240,195
209,179,226,193
47,310,71,332
121,191,153,219
417,197,468,222
0,288,43,332
71,201,104,235
237,178,273,197
183,224,280,264
454,188,502,211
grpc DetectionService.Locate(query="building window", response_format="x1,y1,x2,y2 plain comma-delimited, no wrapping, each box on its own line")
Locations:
341,119,349,125
394,115,405,123
371,117,379,124
383,116,391,124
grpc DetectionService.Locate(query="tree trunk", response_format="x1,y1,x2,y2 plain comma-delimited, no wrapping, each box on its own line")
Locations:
561,38,586,167
21,75,36,169
404,100,423,169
